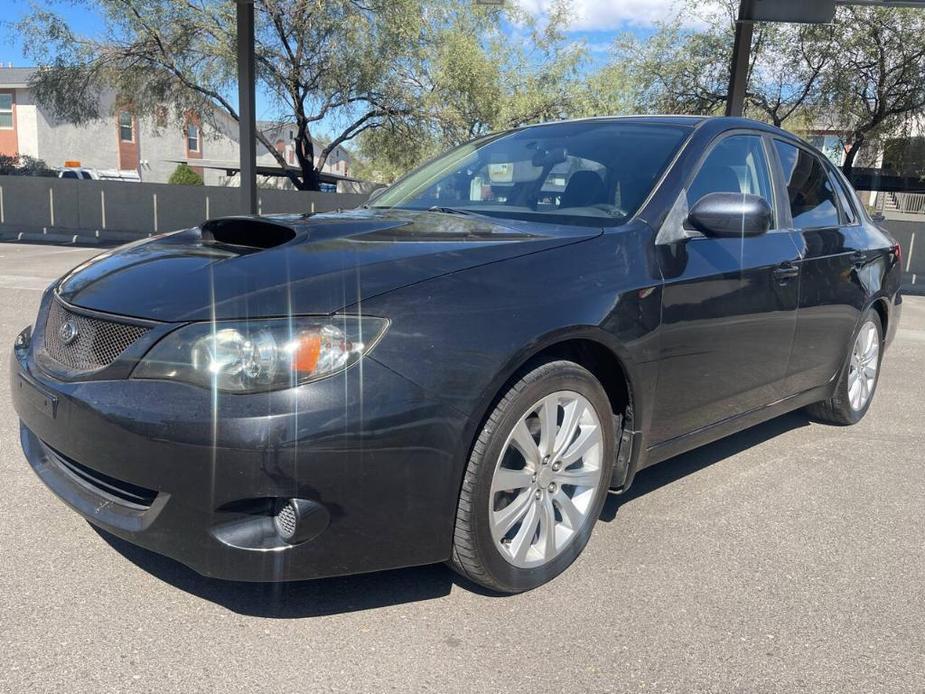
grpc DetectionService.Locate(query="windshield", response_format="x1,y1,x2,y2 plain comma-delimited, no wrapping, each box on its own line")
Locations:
371,120,690,227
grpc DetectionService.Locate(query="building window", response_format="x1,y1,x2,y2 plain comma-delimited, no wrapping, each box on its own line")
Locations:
187,123,200,152
0,93,12,129
118,111,133,141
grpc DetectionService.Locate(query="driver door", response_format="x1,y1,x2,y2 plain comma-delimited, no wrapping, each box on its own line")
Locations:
650,132,802,445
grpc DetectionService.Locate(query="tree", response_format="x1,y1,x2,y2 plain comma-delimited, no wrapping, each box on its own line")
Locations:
588,2,925,177
819,6,925,176
592,1,832,125
0,154,56,177
168,163,204,185
17,0,425,190
354,0,587,182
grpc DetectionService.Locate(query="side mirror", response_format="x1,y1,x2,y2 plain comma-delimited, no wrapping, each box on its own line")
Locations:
366,186,387,205
687,192,772,238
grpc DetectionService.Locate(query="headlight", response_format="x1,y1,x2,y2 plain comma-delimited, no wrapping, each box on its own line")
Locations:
132,316,388,392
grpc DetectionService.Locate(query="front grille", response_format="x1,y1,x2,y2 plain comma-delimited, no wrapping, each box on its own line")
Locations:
43,298,149,371
46,443,157,509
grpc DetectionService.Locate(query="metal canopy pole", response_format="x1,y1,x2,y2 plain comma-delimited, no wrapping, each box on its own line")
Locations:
725,0,753,117
724,0,839,117
236,0,257,215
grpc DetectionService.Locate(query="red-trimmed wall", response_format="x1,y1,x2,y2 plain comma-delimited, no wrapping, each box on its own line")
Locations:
0,90,18,156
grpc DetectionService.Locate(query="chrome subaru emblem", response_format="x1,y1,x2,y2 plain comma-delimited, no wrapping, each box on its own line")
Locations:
59,320,79,346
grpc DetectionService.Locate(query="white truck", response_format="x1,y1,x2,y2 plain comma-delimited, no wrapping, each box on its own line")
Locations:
57,162,141,183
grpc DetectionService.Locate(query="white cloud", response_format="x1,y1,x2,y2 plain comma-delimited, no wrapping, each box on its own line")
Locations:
517,0,711,32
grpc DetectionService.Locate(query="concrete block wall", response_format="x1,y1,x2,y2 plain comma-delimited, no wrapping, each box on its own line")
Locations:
0,175,920,294
0,176,368,242
881,218,924,293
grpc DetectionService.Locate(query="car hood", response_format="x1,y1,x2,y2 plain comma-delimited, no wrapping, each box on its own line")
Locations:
56,208,601,321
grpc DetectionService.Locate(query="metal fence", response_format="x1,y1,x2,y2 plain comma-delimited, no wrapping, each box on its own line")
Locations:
0,176,369,242
885,192,925,215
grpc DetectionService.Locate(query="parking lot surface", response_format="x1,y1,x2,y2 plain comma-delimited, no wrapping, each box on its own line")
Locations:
0,243,922,693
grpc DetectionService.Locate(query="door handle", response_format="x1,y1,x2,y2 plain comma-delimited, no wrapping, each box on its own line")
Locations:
773,262,800,282
851,251,866,268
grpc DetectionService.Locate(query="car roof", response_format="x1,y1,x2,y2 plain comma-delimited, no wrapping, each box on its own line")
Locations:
523,114,709,130
518,115,828,158
520,114,802,138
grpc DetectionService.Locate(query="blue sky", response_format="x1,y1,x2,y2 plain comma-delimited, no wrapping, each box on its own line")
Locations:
0,0,678,124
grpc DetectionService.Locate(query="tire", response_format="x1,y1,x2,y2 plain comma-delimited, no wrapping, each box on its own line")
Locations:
450,361,616,593
804,308,883,426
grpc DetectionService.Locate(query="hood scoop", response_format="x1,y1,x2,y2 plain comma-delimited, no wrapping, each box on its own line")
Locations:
201,217,298,249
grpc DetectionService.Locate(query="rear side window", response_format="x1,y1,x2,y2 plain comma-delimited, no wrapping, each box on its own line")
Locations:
829,167,858,224
774,141,840,228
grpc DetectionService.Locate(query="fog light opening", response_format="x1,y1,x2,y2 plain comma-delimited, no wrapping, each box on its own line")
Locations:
270,497,330,545
273,499,299,542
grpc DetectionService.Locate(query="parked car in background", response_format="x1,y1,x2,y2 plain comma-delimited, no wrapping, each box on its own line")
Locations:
12,116,902,593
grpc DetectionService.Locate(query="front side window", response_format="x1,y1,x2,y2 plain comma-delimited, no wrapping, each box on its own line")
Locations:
187,123,200,152
687,134,775,223
774,140,840,229
118,111,133,142
0,93,13,129
370,121,690,227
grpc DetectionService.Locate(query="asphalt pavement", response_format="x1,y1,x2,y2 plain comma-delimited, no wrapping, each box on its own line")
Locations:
0,242,922,693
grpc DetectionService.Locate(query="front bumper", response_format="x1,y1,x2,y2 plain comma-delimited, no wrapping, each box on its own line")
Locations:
12,329,464,582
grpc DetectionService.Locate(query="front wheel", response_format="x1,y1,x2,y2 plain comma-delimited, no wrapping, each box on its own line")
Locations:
805,309,883,425
450,361,616,593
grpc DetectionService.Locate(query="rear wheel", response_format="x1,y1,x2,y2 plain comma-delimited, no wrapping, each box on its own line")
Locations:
450,361,616,593
805,309,883,425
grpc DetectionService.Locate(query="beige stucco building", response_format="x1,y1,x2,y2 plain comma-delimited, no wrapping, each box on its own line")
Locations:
0,67,359,190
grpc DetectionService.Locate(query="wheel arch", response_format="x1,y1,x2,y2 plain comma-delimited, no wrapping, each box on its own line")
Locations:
457,328,643,500
870,296,889,338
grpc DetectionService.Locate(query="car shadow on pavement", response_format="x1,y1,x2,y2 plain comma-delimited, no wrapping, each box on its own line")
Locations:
93,525,464,616
93,411,812,617
599,411,812,521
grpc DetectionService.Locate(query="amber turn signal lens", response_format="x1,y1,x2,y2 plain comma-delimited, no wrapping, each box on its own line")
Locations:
292,332,322,374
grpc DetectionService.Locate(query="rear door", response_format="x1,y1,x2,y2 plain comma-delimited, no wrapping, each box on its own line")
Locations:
771,139,868,395
651,132,802,444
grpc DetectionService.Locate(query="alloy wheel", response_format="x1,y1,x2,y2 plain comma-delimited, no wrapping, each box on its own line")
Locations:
488,390,604,568
848,320,880,411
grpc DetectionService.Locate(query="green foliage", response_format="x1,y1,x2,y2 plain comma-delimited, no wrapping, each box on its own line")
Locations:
168,163,204,186
356,0,588,182
586,1,925,174
0,154,56,177
17,0,429,190
18,0,925,185
819,6,925,173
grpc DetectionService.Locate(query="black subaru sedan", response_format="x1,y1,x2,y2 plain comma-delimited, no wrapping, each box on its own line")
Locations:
12,117,902,593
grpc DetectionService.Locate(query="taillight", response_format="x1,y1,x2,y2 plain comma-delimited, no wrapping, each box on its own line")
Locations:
892,243,902,268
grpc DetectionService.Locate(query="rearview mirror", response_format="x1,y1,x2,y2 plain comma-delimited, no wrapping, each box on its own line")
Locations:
686,192,772,238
